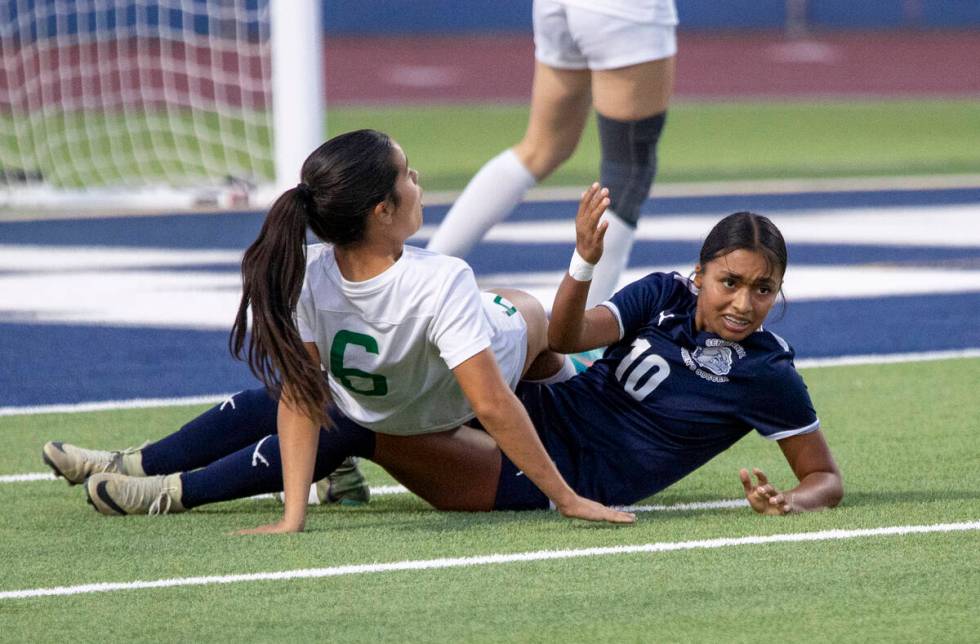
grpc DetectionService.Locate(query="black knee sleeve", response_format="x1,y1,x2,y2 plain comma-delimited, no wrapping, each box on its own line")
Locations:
597,110,666,226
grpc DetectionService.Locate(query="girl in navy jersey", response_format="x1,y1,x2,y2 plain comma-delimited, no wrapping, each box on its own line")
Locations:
46,185,841,518
498,184,842,513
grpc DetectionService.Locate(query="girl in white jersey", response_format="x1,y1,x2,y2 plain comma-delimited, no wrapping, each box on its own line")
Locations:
227,130,632,533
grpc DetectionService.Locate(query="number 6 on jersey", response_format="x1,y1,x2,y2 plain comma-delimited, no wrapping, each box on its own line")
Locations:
329,330,389,396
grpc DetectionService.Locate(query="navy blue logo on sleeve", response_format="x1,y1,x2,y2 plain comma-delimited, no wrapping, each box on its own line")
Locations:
681,339,746,383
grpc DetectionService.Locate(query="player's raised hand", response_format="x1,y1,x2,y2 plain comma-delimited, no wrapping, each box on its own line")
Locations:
575,183,610,264
739,467,793,515
557,495,636,524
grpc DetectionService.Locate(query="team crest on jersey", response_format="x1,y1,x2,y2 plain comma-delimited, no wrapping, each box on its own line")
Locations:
681,339,746,383
692,346,733,375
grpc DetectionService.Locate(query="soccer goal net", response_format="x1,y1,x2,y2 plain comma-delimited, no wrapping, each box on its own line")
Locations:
0,0,322,213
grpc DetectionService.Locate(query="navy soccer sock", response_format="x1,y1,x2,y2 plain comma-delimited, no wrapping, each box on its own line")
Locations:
140,388,279,475
180,414,376,509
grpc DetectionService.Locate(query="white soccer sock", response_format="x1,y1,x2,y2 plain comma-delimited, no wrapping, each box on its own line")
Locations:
426,148,537,257
524,355,577,385
586,210,636,308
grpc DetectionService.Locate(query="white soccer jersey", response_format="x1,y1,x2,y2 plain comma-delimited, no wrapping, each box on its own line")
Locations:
295,244,520,435
554,0,678,25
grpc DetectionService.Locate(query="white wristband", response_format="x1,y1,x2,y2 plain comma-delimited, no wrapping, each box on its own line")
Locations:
568,249,596,282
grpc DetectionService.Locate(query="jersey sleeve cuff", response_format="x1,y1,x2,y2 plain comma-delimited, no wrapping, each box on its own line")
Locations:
295,317,315,343
442,338,493,371
598,301,625,340
761,418,821,441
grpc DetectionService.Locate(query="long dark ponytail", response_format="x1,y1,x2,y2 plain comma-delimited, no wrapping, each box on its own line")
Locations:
230,129,399,422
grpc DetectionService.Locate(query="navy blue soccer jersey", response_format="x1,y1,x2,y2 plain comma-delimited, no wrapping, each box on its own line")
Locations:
515,272,819,507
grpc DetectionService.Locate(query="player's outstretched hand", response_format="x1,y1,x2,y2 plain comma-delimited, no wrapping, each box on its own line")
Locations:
575,183,611,265
740,467,793,515
233,519,304,536
557,495,636,524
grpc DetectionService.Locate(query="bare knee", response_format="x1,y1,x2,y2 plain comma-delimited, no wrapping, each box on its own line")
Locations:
513,137,577,180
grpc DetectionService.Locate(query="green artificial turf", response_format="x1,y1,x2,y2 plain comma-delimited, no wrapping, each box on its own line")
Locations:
4,99,979,192
326,99,980,190
1,358,978,641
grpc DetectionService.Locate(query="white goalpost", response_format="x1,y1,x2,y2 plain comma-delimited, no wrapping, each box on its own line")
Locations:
0,0,323,213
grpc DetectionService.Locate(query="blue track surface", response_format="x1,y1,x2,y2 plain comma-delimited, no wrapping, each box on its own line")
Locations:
1,187,977,407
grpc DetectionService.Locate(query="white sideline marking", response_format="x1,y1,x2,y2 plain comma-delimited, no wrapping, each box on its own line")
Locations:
482,264,980,308
1,521,976,600
623,499,749,512
0,471,408,499
423,174,980,206
0,473,745,514
0,473,746,514
0,472,56,483
0,394,234,417
2,202,979,330
796,348,980,369
1,348,976,418
4,175,979,219
413,205,980,248
248,484,409,501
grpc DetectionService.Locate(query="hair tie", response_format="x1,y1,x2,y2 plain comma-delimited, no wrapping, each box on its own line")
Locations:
295,182,313,203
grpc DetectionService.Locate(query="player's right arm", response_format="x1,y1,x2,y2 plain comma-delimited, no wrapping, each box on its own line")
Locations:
236,342,322,535
453,348,635,525
550,183,622,353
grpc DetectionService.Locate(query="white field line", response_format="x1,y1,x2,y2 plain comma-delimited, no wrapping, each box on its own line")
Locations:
622,499,749,512
0,472,56,483
0,471,411,499
248,484,409,501
411,205,980,247
796,348,980,368
0,394,238,417
5,175,978,221
422,174,980,206
1,520,977,601
0,472,745,513
2,348,976,419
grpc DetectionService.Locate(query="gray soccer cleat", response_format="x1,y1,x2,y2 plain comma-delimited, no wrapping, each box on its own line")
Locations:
42,441,145,485
85,472,184,516
318,457,371,506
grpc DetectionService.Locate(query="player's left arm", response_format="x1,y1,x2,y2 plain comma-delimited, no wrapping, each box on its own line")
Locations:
740,429,843,515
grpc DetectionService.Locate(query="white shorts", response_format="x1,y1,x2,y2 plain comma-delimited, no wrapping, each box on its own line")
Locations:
482,291,528,391
533,0,678,71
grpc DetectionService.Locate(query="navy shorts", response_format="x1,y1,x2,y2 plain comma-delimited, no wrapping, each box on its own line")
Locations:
492,382,577,511
493,451,550,511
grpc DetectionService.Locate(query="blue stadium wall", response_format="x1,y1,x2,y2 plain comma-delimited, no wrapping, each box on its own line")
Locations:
323,0,980,34
5,1,979,38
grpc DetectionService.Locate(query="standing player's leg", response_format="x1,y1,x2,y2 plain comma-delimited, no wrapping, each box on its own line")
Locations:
587,55,674,306
426,63,591,257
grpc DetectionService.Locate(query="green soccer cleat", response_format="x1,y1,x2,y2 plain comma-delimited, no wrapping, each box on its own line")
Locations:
42,441,145,485
318,456,371,506
85,472,184,516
